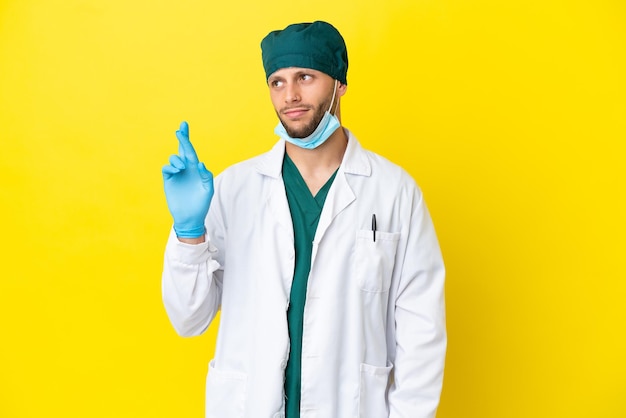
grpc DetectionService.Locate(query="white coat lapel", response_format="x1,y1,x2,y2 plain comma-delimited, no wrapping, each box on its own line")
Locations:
256,139,294,243
312,131,371,251
313,170,355,248
266,176,294,242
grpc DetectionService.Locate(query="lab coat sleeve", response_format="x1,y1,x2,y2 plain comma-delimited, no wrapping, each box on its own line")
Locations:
161,228,223,336
388,189,447,418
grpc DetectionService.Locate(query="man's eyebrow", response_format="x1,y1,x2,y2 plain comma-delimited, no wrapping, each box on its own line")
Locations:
294,69,316,76
268,75,283,83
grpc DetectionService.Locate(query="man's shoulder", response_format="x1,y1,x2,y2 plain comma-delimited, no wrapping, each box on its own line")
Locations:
363,147,417,185
346,130,411,175
221,153,264,174
215,143,281,185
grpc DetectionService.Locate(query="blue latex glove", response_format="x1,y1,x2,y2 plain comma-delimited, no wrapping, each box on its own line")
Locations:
162,121,214,238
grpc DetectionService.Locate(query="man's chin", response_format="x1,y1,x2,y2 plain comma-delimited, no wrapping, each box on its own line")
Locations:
285,129,313,139
281,117,318,139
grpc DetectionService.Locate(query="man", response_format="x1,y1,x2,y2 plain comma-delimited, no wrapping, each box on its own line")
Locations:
162,21,446,418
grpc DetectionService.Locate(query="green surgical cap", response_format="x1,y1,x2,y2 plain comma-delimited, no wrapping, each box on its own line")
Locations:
261,21,348,85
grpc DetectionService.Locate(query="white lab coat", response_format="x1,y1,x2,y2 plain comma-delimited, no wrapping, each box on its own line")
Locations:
162,129,446,418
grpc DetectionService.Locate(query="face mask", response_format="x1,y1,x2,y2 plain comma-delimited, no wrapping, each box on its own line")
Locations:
274,80,340,150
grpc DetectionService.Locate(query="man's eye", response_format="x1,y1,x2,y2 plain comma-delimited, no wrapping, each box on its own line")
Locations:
271,80,283,87
301,74,312,81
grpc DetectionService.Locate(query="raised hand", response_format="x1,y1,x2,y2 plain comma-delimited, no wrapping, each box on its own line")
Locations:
162,121,214,238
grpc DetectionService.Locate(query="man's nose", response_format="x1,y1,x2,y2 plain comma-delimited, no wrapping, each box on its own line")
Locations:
285,84,301,103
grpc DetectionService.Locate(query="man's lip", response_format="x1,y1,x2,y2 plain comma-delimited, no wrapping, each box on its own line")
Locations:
282,108,310,118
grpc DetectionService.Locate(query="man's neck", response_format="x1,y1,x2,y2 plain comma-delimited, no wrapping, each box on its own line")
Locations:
285,127,348,196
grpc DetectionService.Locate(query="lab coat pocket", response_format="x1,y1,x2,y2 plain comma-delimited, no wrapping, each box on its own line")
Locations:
205,359,247,418
355,229,400,292
358,362,392,417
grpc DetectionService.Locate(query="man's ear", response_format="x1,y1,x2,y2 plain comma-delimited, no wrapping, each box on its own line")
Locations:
337,82,348,97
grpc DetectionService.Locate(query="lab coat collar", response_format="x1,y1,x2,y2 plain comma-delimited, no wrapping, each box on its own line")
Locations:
254,128,372,178
340,128,372,177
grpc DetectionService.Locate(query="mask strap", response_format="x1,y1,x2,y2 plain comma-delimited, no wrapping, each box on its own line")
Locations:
328,80,338,115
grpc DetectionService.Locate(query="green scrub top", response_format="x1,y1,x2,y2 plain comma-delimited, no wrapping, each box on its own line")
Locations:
282,153,338,418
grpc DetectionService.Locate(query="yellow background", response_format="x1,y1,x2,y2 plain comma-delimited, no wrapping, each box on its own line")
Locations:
1,0,624,417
